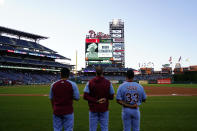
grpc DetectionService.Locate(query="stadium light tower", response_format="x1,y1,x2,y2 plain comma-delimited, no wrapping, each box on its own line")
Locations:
110,19,125,67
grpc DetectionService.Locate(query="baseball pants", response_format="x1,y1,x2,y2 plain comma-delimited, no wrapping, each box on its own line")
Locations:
122,108,140,131
53,113,74,131
89,111,109,131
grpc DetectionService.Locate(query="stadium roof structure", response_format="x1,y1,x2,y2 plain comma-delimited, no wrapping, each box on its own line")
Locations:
0,26,71,60
0,26,48,40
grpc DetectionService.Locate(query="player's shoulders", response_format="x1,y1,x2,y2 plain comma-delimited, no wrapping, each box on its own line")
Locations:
51,79,61,87
131,82,142,87
104,77,111,84
121,81,132,86
118,81,129,89
88,78,95,84
67,80,77,87
90,76,109,83
131,82,144,91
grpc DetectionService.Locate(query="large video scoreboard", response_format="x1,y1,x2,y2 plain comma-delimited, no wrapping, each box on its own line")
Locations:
85,31,113,66
85,38,113,64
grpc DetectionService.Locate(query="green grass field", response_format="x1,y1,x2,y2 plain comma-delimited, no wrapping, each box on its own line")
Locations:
0,84,197,131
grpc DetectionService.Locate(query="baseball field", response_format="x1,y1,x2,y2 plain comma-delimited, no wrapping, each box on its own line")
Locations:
0,84,197,131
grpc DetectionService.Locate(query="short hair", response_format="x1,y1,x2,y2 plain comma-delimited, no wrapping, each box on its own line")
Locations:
126,69,134,79
95,66,103,76
61,68,70,78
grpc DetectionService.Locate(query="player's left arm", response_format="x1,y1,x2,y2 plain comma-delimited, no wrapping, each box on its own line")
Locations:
72,82,80,101
108,83,115,100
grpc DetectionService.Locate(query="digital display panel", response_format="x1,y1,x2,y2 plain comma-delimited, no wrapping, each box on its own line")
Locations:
86,39,99,43
85,42,99,60
112,34,121,38
112,30,121,33
88,61,112,65
113,43,123,47
85,38,113,64
113,57,122,61
100,39,112,43
85,43,112,61
98,43,112,57
113,38,124,42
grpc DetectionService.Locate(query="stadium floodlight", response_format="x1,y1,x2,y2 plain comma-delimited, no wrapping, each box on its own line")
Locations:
112,19,119,26
0,0,4,6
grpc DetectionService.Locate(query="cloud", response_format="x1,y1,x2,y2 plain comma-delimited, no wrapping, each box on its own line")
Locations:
0,0,4,7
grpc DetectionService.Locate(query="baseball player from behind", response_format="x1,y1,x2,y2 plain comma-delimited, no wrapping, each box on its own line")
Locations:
49,68,80,131
116,69,146,131
83,66,114,131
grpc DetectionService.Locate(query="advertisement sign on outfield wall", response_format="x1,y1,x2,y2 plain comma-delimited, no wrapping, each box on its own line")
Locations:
157,78,171,84
139,80,148,84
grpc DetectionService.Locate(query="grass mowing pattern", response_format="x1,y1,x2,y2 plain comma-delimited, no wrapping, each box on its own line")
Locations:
0,96,197,131
0,84,197,95
0,84,197,130
0,96,52,131
0,85,50,94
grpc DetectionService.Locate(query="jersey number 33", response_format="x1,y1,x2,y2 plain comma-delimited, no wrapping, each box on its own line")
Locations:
125,93,139,103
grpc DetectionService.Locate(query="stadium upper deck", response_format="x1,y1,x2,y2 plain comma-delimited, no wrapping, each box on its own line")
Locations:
0,26,48,40
0,26,72,70
0,26,72,85
0,26,70,60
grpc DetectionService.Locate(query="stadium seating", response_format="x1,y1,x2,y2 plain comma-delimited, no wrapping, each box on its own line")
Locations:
0,36,54,52
0,27,71,86
80,75,126,81
134,74,172,81
2,56,23,63
0,45,14,50
0,70,60,85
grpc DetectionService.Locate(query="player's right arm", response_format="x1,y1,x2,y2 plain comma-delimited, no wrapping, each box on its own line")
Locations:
117,100,138,108
108,83,115,100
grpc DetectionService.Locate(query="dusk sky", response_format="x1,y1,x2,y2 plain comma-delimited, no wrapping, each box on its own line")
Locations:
0,0,197,70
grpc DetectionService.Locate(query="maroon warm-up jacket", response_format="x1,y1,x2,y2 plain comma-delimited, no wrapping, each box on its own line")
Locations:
52,80,74,115
84,76,114,112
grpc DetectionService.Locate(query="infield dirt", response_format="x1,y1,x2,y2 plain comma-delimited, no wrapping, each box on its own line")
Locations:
144,86,197,96
0,86,197,96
